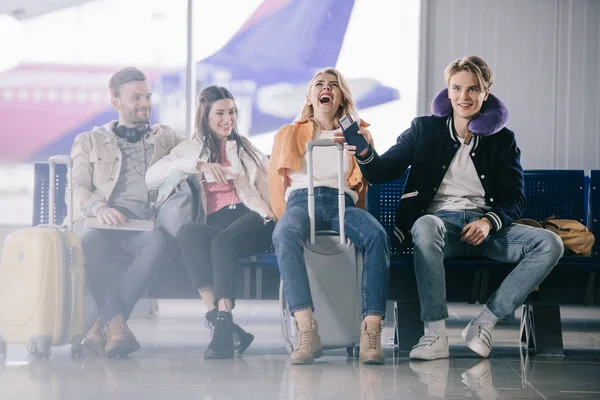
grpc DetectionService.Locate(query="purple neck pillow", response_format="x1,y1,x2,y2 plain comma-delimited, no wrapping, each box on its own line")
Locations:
431,88,509,136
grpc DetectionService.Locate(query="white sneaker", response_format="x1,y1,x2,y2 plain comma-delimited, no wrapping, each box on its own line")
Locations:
409,358,449,398
462,320,493,358
461,359,499,400
409,331,449,360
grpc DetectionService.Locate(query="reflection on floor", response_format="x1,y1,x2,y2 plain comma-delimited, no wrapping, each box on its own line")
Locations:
1,301,600,400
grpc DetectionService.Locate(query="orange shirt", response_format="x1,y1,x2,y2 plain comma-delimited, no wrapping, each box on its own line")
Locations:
268,118,369,219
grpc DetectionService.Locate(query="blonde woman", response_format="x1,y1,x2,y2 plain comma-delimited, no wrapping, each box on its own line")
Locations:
146,86,274,359
269,68,389,365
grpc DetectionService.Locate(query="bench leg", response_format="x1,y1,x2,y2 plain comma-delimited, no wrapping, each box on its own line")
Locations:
520,305,535,350
243,266,251,300
520,304,564,356
393,301,423,352
470,270,482,304
479,270,490,304
585,272,596,305
149,299,159,316
256,268,263,300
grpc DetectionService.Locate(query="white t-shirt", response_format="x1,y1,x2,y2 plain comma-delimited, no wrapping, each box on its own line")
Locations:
285,128,359,204
427,135,491,214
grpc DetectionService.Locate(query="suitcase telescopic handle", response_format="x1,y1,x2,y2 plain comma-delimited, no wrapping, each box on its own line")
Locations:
48,155,74,231
305,140,346,245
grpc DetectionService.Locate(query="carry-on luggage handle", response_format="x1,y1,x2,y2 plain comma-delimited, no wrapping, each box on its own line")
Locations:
305,140,346,245
48,155,74,231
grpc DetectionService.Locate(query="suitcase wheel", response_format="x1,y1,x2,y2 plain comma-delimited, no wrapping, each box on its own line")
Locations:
39,347,52,358
26,342,37,355
26,342,52,359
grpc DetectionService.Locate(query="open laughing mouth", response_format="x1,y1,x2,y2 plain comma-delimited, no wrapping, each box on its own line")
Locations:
319,93,333,104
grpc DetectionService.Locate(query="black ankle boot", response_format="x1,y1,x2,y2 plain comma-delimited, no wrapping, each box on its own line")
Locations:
205,309,217,329
205,310,254,355
204,312,234,359
231,323,254,355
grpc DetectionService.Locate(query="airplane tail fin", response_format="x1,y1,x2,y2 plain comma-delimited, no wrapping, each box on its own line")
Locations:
204,0,355,71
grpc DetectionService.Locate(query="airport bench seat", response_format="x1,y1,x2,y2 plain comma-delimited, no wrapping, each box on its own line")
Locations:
365,169,600,355
33,163,600,355
32,163,254,300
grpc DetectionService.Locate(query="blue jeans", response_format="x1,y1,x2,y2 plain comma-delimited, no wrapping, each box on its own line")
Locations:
411,210,564,321
79,227,166,325
273,187,390,318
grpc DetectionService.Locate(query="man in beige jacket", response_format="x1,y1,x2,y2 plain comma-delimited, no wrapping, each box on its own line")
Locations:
70,67,183,358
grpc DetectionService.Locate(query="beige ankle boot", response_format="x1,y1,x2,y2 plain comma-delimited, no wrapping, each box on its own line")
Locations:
359,320,385,364
290,319,323,364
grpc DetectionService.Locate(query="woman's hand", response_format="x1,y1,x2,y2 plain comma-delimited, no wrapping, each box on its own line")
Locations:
196,162,232,184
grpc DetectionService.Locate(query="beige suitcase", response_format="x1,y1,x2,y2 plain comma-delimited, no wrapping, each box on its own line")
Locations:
0,155,84,358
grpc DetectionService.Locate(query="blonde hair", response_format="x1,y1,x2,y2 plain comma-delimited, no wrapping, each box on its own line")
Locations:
299,67,359,130
444,56,494,91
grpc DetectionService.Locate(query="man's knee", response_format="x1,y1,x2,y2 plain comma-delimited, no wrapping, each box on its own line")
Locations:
128,232,166,278
81,228,106,248
411,215,445,244
80,229,111,263
137,231,166,255
535,230,564,264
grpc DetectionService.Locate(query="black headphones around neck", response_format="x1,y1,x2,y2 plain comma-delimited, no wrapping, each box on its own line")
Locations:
113,123,151,143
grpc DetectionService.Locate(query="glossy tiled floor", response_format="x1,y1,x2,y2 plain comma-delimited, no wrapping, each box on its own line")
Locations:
1,301,599,400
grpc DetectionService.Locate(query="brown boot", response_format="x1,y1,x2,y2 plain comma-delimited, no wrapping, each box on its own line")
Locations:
82,319,106,356
104,315,141,358
359,320,385,365
290,319,323,365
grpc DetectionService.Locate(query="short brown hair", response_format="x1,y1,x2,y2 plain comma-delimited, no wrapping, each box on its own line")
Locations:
444,56,494,91
109,67,147,97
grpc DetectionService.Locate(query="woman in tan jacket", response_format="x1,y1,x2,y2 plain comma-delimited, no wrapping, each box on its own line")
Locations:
269,68,390,365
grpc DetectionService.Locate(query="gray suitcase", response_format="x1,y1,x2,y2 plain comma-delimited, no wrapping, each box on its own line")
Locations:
280,139,363,357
